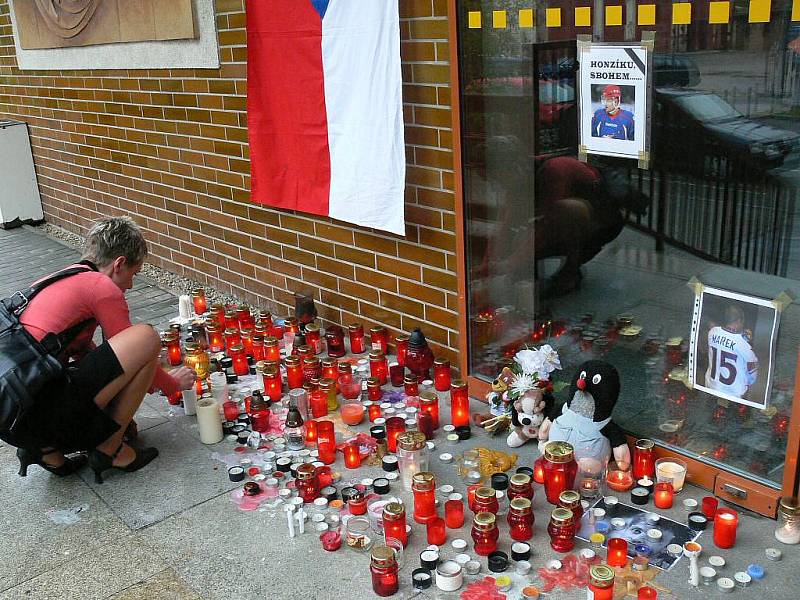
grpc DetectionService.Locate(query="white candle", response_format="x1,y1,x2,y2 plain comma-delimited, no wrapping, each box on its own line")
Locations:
178,295,192,319
196,398,223,444
286,505,296,538
656,461,687,492
182,387,197,416
209,372,228,404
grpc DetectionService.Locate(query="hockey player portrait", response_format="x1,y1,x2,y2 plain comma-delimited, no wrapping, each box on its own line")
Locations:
591,84,635,141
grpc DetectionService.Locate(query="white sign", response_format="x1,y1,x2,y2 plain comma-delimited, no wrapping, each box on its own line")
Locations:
578,42,651,161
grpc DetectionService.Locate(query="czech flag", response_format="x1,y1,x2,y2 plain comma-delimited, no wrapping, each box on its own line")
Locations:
246,0,406,236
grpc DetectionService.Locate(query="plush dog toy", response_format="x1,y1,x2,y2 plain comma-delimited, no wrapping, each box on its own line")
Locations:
506,384,555,448
474,367,516,433
538,360,631,468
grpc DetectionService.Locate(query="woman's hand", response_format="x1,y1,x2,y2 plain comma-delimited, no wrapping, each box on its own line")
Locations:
170,366,197,391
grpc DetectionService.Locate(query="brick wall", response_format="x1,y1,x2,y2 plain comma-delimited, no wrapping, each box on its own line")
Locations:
0,0,461,363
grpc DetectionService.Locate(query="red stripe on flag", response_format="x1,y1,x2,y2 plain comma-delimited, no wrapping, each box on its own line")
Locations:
246,0,330,216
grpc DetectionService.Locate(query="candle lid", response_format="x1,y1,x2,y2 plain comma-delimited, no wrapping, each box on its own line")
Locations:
412,471,435,491
779,496,800,516
544,441,574,463
558,490,580,506
370,545,397,568
510,473,531,486
473,512,496,528
475,487,496,500
383,501,405,519
635,439,655,450
589,565,615,587
550,507,574,524
510,497,532,511
397,431,426,451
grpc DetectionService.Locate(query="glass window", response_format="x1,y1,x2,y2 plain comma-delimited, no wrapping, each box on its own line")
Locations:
459,0,800,487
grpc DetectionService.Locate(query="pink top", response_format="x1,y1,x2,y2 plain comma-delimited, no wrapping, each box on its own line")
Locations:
20,264,180,397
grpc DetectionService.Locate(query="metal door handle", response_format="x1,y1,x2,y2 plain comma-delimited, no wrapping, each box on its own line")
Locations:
721,483,747,499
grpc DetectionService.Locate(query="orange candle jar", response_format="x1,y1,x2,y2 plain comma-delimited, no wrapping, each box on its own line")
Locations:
229,344,249,376
450,379,471,428
184,343,210,380
369,351,389,385
394,334,409,366
370,326,389,354
164,331,182,366
411,471,437,524
433,357,451,391
191,288,207,315
341,396,365,426
264,336,280,362
382,501,408,547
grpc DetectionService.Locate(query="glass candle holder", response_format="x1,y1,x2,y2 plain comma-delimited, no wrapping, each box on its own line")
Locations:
417,392,440,430
558,490,583,522
250,393,271,433
412,471,438,524
261,365,282,402
653,482,674,509
284,317,300,335
775,497,800,545
433,357,451,392
229,344,249,377
224,311,238,331
305,419,318,444
264,336,280,362
192,288,207,315
184,344,210,380
542,442,578,505
427,517,447,546
295,463,320,503
304,324,321,355
257,310,272,328
341,396,365,427
508,474,534,502
607,537,629,567
319,377,338,412
450,380,471,428
533,455,546,484
370,351,389,385
389,362,404,387
395,334,409,366
302,357,322,385
164,332,182,366
385,416,406,453
382,502,408,547
316,420,336,465
473,487,499,514
310,388,328,419
223,400,239,422
655,457,687,493
445,494,465,529
417,412,434,440
348,323,366,354
606,461,634,493
370,326,389,354
396,431,429,491
344,441,361,469
236,306,253,330
633,439,656,479
339,371,362,401
325,325,346,358
223,328,241,352
713,508,739,549
370,546,399,597
589,565,616,600
701,496,718,518
367,377,383,402
507,497,534,541
368,401,382,421
403,374,419,398
321,358,338,382
547,507,577,553
471,512,499,556
577,456,605,501
284,355,303,390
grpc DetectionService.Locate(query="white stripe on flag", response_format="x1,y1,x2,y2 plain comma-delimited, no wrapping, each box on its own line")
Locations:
321,0,406,236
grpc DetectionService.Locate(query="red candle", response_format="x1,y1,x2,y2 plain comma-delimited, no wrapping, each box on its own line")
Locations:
588,565,616,600
542,442,577,505
230,345,249,377
251,334,264,362
295,463,320,504
349,495,368,515
411,471,438,524
305,419,318,444
321,358,337,382
638,586,658,599
367,378,383,402
450,379,471,428
224,311,238,331
395,334,409,366
348,323,366,354
533,455,546,484
207,325,224,353
343,442,361,469
445,494,465,528
606,464,634,492
426,517,447,545
466,484,481,511
367,401,382,422
369,351,389,385
223,400,239,422
507,497,534,541
607,537,629,567
261,365,282,402
316,420,336,464
285,356,303,390
310,389,328,419
389,362,404,387
223,328,241,351
653,482,674,509
302,357,322,384
285,317,301,335
236,306,253,331
209,304,225,327
167,391,182,406
192,289,207,315
633,439,656,479
240,329,254,356
165,334,182,366
385,416,406,453
547,508,577,553
433,357,451,392
472,512,500,555
701,496,718,518
264,336,280,362
304,324,321,354
713,508,738,549
403,374,419,397
370,326,389,354
417,411,434,440
382,502,408,546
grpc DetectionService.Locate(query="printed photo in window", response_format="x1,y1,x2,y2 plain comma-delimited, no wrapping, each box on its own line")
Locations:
688,286,780,410
590,84,635,141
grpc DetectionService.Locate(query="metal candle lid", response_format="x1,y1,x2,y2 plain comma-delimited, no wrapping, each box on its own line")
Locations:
550,507,574,524
296,463,316,480
559,490,581,507
473,512,496,529
412,471,435,491
589,565,615,588
544,441,574,463
397,431,426,452
370,545,397,568
383,501,405,521
635,439,655,451
510,473,531,486
510,497,532,512
475,487,496,500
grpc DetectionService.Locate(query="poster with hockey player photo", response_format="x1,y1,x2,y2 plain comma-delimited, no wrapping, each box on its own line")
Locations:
578,41,651,162
688,286,780,410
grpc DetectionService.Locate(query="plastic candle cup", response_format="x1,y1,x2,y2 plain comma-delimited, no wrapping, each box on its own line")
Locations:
191,288,207,315
344,442,361,469
450,380,471,428
606,462,634,492
389,362,405,387
607,537,629,567
433,357,451,391
316,420,336,465
633,439,656,479
653,482,674,509
348,323,366,354
702,496,719,518
713,508,739,549
394,334,409,366
533,455,546,484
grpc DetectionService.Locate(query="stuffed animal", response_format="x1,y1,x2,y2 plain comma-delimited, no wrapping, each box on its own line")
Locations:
538,360,631,468
475,367,516,431
506,384,555,447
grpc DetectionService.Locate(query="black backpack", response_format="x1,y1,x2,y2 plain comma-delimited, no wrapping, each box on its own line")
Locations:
0,266,93,439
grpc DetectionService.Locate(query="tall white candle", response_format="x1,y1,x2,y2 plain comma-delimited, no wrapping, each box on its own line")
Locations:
178,295,192,319
196,398,223,444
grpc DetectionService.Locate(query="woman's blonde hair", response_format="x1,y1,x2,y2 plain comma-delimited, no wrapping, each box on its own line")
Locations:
82,217,148,268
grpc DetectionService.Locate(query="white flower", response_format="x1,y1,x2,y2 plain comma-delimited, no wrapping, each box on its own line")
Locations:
537,344,562,379
514,348,544,376
510,373,536,397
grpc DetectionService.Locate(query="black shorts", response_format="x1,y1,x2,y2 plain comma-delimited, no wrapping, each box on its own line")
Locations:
14,341,124,452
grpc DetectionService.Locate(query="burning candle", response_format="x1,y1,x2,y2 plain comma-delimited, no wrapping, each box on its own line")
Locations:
385,416,406,453
303,357,322,384
206,324,224,352
285,317,301,334
285,355,303,390
394,334,409,366
389,362,404,387
305,419,318,444
223,328,241,351
348,323,366,354
240,329,254,356
701,496,718,518
433,357,451,392
450,379,471,428
588,565,616,600
607,537,628,567
230,344,249,377
633,439,656,479
344,442,361,469
403,374,419,397
367,401,382,422
426,517,447,546
370,326,389,354
236,306,253,330
655,458,687,492
316,420,336,464
367,377,383,402
542,442,577,505
304,324,321,354
264,336,280,362
713,508,738,549
533,456,546,484
310,388,328,418
208,303,225,327
261,364,282,402
382,501,408,547
223,400,239,422
653,482,674,509
369,351,389,385
637,477,655,493
224,311,238,331
445,493,465,529
321,358,338,382
191,288,207,315
418,392,440,430
164,332,182,366
606,463,634,492
412,471,438,524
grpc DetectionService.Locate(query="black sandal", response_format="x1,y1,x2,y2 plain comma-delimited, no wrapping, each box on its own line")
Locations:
87,443,158,484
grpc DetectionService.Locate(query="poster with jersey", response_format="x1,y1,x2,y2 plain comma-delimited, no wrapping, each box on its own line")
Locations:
577,40,651,162
688,286,780,410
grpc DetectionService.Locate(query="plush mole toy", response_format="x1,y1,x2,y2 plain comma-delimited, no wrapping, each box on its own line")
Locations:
538,360,631,468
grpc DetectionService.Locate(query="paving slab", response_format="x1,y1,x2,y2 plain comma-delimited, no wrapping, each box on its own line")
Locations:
0,533,166,600
0,446,130,592
107,568,201,600
76,421,239,530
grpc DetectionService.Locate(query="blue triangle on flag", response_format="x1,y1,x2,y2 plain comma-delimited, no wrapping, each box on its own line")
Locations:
310,0,329,19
